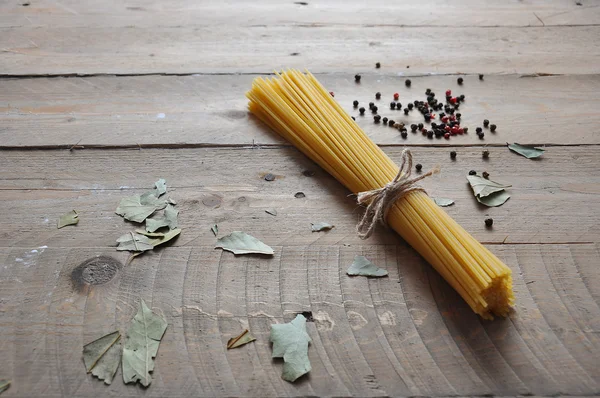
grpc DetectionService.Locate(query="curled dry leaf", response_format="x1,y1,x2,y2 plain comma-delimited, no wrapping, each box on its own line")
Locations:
145,204,178,232
467,175,511,207
347,255,388,277
57,210,79,229
82,331,121,385
215,231,274,255
115,193,166,223
311,222,334,232
270,314,311,382
508,143,545,159
433,198,454,207
116,232,154,252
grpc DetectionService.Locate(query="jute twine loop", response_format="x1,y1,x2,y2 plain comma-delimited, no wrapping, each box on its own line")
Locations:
356,149,439,239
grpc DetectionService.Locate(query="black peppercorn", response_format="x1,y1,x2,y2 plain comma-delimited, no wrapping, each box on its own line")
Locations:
375,92,381,100
456,112,461,119
482,171,490,179
482,149,489,158
355,74,361,83
375,62,381,68
401,131,408,139
490,124,497,132
388,119,395,127
359,107,365,115
476,127,483,133
407,103,414,110
382,117,388,124
424,113,431,122
483,119,490,127
374,115,381,123
479,74,484,80
410,124,417,131
478,132,485,139
413,100,419,106
416,163,423,172
485,218,493,227
371,106,378,113
425,88,431,95
405,79,411,87
427,130,434,139
450,151,457,159
418,123,424,129
431,122,437,128
353,100,359,107
457,77,464,85
459,94,465,101
390,102,396,110
369,102,375,110
463,127,469,133
469,170,477,175
396,102,402,110
404,108,409,115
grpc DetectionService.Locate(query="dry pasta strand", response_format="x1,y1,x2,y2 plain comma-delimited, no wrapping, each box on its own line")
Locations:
247,70,514,319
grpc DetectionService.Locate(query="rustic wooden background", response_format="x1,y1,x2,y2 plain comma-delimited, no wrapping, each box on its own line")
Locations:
1,0,600,397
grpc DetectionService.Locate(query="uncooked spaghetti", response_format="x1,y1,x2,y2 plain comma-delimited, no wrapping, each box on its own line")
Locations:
247,69,514,319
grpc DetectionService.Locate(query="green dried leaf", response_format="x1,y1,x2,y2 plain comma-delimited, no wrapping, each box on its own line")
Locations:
227,329,256,349
115,193,167,223
83,331,120,374
145,204,178,232
311,222,334,232
154,178,167,196
467,175,511,198
270,314,311,382
215,231,274,255
0,380,10,395
508,143,545,159
347,255,388,277
476,190,511,207
211,224,218,236
148,228,181,248
167,198,177,205
122,299,168,387
433,198,454,207
265,209,277,216
91,339,121,385
57,210,79,229
116,232,154,252
134,229,165,238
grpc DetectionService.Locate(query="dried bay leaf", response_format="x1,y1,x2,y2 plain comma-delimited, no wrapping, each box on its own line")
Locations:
270,314,311,382
145,204,178,232
115,193,166,223
57,209,79,229
122,299,168,387
215,231,274,255
116,232,154,252
83,331,120,372
311,222,334,232
467,175,511,198
0,380,10,394
347,255,388,277
148,228,181,248
476,190,511,207
227,329,256,349
91,339,121,385
433,198,454,207
508,143,545,159
154,178,167,196
134,229,165,238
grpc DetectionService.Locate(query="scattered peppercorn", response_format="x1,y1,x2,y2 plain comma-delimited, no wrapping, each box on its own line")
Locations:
490,124,497,132
482,149,489,158
469,170,477,175
388,119,395,127
383,117,388,124
396,102,402,110
444,132,450,139
457,77,464,85
456,112,461,119
445,89,451,97
478,132,485,139
369,102,375,110
479,74,484,80
371,106,378,113
418,123,424,130
485,218,494,227
390,102,396,110
410,124,417,131
393,93,399,100
265,173,275,181
463,127,469,133
427,130,434,139
359,107,366,115
476,127,483,133
404,108,409,115
482,171,490,179
450,151,457,159
425,88,432,95
415,163,423,172
376,62,381,68
374,115,381,123
355,74,361,83
483,119,490,127
353,100,359,107
405,79,411,87
424,113,431,122
401,131,408,139
375,92,381,100
459,94,465,101
407,103,414,110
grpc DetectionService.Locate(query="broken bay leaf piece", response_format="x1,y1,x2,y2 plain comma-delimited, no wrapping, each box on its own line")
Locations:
148,228,181,248
116,232,154,252
265,209,277,216
83,331,120,373
227,329,256,349
311,222,334,232
508,143,545,159
145,204,178,232
211,224,218,236
122,299,168,387
215,231,274,255
476,190,511,207
467,175,511,198
91,339,121,385
0,380,10,394
57,209,79,229
270,314,311,382
115,193,167,223
154,178,167,196
347,255,388,277
134,229,165,238
433,198,454,207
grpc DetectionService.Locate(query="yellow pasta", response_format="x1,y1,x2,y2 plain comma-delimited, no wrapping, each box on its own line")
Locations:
247,69,514,319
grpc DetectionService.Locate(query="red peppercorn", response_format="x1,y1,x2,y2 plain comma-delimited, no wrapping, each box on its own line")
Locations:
444,132,450,139
444,125,451,132
441,116,449,123
445,89,452,97
329,91,334,97
430,113,436,119
393,93,399,100
457,128,464,134
450,127,458,135
450,115,456,121
450,97,458,104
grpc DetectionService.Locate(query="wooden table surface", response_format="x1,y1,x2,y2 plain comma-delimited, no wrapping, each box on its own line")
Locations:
1,1,599,397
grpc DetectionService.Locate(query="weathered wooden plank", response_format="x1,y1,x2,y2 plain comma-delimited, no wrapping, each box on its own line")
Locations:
1,74,599,147
0,146,598,248
2,25,599,75
1,244,599,396
2,0,597,29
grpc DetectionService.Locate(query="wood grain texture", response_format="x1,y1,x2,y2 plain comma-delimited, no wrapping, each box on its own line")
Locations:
2,25,600,75
1,244,599,397
2,0,598,29
2,74,600,147
1,146,599,248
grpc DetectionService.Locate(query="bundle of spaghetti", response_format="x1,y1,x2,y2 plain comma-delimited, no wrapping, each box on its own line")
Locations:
247,69,514,319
